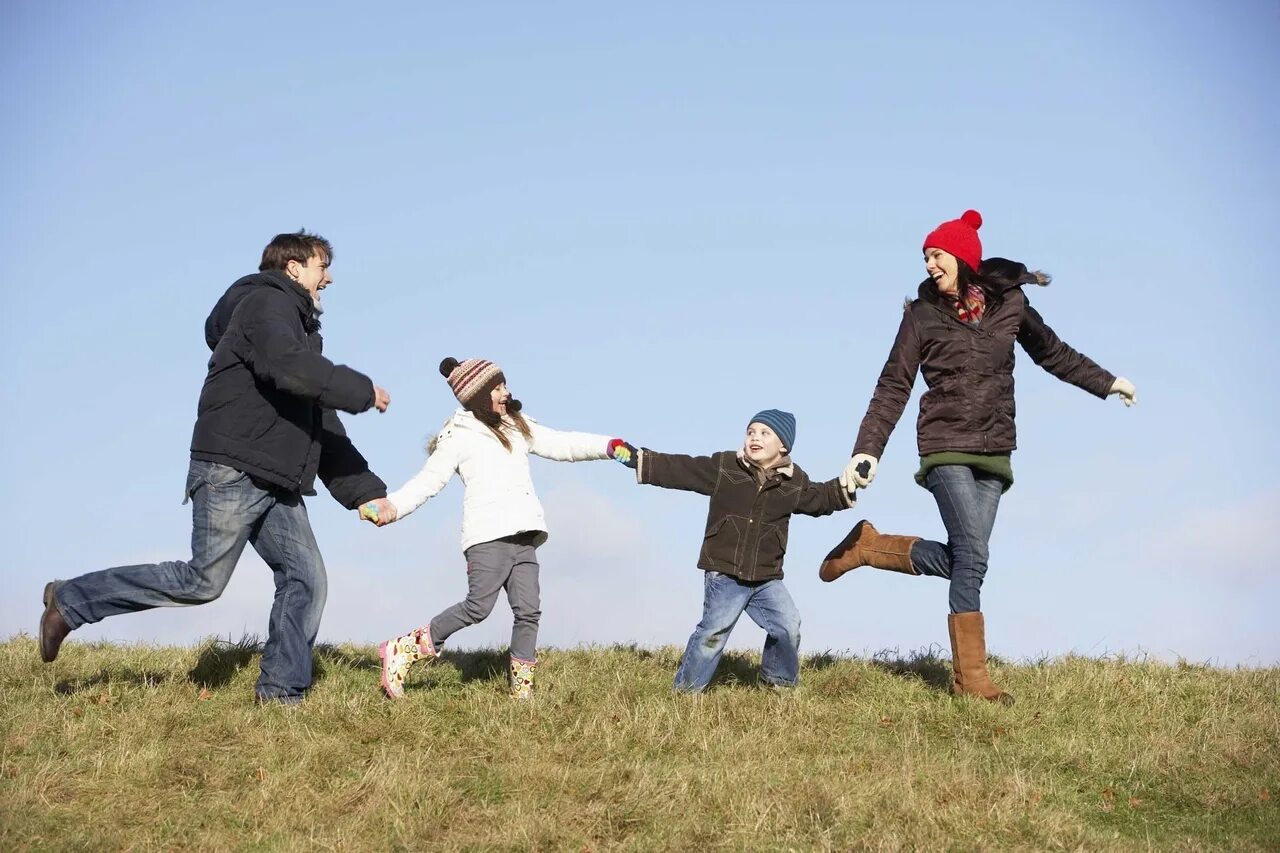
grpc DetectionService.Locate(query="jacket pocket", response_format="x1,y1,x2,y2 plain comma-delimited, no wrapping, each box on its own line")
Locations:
753,523,787,576
700,516,743,568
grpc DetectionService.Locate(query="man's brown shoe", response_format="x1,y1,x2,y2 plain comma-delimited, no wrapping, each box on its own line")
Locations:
818,520,920,582
39,582,71,663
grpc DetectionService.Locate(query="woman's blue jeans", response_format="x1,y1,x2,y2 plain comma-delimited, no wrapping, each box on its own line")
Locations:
52,460,327,703
674,571,802,692
909,465,1004,614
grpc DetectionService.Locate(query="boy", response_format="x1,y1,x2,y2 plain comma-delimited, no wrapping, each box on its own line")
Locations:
614,410,854,692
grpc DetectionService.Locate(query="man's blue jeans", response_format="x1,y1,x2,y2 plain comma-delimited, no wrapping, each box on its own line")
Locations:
674,571,802,692
910,464,1004,614
53,460,327,702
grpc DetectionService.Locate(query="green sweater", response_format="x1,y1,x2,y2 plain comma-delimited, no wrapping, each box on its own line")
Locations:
915,452,1014,493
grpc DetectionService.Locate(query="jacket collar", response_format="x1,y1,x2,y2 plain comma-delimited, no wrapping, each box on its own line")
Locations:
204,270,320,350
915,257,1032,305
260,270,321,329
448,408,529,437
736,449,794,479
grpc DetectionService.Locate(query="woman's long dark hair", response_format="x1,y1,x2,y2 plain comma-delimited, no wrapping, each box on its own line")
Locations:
921,256,1051,309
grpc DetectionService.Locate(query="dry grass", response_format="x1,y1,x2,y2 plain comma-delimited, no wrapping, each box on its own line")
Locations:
1,637,1277,851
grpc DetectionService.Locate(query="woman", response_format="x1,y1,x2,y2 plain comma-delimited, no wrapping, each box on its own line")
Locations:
821,210,1136,704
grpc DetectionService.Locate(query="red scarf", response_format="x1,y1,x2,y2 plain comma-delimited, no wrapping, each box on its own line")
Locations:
955,284,986,325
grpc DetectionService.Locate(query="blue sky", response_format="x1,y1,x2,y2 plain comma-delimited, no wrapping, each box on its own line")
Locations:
3,2,1277,665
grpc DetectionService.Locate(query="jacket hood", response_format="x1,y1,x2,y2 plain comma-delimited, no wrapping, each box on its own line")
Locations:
914,256,1049,303
204,270,318,351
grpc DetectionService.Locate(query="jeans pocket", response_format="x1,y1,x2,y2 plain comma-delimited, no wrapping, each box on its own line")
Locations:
183,464,204,505
206,462,249,488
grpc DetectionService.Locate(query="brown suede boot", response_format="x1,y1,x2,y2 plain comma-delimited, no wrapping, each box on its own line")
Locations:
818,521,920,582
947,611,1014,705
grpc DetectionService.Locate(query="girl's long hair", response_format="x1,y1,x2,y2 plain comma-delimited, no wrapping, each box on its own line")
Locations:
425,400,532,455
470,400,532,452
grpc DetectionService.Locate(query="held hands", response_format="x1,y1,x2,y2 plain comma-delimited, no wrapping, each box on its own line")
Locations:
607,438,638,469
1109,377,1137,407
372,385,391,413
839,453,878,492
359,498,398,527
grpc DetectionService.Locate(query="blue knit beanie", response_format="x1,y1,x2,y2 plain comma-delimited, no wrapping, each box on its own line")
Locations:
748,409,796,453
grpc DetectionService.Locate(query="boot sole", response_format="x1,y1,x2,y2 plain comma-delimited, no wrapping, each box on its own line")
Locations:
952,689,1016,707
818,561,858,583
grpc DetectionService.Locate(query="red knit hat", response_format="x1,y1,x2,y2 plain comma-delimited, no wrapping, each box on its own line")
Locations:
923,209,984,271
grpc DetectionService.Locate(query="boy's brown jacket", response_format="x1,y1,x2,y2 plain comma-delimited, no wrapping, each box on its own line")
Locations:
637,449,853,582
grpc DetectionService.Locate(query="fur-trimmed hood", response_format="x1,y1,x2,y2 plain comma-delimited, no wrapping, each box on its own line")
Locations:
914,256,1051,304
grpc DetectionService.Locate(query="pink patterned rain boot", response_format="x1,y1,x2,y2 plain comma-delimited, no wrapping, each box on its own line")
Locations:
378,625,439,699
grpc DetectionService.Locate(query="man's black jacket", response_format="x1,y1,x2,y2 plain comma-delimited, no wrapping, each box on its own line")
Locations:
189,270,386,507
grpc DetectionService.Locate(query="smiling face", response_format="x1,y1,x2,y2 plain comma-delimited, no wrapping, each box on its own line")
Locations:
489,381,511,416
287,252,332,305
744,422,786,468
924,246,959,298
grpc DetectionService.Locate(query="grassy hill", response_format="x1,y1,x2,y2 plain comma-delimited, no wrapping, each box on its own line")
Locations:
1,637,1276,850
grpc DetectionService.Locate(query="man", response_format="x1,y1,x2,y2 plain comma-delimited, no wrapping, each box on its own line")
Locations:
38,230,395,704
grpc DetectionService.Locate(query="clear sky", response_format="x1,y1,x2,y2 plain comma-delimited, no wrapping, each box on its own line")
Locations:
3,2,1277,665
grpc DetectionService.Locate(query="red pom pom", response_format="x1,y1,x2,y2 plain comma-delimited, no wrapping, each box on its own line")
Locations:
961,209,983,230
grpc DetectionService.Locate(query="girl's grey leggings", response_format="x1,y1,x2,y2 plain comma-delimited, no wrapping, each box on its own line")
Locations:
428,533,541,660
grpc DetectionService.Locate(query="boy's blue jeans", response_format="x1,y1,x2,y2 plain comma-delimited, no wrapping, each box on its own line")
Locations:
52,460,327,703
674,571,801,692
910,464,1004,614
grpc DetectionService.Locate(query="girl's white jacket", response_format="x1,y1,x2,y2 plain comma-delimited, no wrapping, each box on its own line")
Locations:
386,408,612,552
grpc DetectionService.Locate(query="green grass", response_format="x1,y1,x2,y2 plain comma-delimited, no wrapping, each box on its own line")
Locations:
1,637,1277,851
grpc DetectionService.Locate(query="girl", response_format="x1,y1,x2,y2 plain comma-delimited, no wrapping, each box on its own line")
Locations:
367,356,629,700
822,210,1136,704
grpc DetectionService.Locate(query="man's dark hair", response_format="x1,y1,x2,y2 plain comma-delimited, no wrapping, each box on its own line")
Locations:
259,230,333,272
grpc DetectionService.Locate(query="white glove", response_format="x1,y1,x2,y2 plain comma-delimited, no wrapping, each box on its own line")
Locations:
1109,377,1137,407
840,454,878,491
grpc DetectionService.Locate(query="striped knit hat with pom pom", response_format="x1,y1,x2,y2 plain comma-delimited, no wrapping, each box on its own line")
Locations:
439,357,505,404
923,209,984,271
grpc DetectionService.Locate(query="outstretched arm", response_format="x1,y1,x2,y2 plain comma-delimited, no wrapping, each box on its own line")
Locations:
527,421,613,462
385,438,461,520
853,309,921,460
319,408,387,509
637,450,720,496
231,291,376,414
795,477,856,518
843,309,921,490
1017,299,1116,398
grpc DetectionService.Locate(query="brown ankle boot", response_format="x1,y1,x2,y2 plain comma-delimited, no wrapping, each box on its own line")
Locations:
947,611,1014,705
819,521,920,582
39,582,71,663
